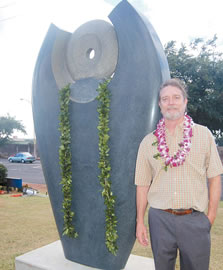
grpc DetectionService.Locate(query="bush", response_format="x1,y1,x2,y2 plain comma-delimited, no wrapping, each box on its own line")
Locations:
216,137,223,147
0,164,8,182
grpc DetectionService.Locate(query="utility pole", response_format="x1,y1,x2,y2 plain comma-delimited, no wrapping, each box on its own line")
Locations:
20,98,37,159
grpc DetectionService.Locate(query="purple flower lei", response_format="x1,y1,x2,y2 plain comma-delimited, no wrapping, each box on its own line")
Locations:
152,114,194,171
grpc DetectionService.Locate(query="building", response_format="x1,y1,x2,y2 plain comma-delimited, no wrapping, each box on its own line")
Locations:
0,137,38,158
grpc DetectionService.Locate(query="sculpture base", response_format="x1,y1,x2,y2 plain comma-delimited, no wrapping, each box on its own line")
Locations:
15,241,155,270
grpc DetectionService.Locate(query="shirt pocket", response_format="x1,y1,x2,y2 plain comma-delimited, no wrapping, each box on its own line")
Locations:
187,145,207,175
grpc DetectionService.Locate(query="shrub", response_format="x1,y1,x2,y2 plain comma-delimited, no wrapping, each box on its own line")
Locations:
0,164,8,182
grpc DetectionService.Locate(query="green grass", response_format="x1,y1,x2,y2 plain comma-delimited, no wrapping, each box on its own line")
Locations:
0,195,222,270
0,195,59,270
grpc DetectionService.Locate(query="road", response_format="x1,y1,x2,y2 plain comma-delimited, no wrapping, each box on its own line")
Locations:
0,158,45,184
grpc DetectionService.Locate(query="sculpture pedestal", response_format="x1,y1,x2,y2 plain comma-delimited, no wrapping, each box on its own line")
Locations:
15,241,155,270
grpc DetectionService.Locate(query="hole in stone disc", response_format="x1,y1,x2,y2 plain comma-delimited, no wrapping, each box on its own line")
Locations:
86,48,95,60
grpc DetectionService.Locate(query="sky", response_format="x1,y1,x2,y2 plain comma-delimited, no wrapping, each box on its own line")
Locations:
1,0,223,138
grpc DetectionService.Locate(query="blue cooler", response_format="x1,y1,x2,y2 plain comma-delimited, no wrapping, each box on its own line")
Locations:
6,177,22,188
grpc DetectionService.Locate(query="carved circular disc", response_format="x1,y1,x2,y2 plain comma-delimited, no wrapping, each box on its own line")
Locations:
52,20,118,103
66,19,118,81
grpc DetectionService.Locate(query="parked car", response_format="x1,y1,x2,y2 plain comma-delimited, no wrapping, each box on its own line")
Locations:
8,152,35,163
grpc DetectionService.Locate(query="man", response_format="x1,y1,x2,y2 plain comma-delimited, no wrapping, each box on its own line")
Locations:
135,78,223,270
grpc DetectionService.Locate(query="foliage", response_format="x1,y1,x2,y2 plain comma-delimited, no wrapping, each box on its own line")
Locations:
0,114,26,147
165,35,223,138
96,79,118,255
58,81,118,254
59,84,78,239
0,163,8,182
216,136,223,146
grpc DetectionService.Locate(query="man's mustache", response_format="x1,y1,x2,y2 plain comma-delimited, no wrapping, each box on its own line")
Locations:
167,106,178,110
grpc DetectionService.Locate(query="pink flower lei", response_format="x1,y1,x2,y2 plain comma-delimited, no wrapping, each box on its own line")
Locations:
152,114,194,171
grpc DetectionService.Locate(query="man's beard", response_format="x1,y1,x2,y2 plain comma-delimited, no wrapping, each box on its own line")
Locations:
162,107,186,121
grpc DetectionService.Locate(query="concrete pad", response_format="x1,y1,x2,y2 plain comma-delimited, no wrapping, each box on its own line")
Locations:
15,240,155,270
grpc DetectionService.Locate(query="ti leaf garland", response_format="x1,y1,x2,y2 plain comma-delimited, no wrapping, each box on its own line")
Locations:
96,79,118,255
58,80,118,255
59,84,78,239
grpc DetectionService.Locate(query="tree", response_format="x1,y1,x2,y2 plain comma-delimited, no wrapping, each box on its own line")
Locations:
165,35,223,138
0,114,26,147
216,137,223,146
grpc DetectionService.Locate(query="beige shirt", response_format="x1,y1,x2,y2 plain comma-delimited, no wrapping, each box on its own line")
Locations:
135,123,223,212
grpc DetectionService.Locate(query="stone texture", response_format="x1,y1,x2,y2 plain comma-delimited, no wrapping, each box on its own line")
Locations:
66,20,118,81
52,20,118,89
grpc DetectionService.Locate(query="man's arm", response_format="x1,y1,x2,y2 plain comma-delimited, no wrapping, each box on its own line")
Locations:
136,185,150,246
207,175,222,225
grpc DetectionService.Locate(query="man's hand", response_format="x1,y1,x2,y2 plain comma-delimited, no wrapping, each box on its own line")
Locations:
207,175,222,226
207,213,215,225
136,186,150,246
136,222,149,246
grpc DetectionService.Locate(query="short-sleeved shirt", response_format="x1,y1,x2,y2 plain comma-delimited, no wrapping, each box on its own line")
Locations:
135,122,223,212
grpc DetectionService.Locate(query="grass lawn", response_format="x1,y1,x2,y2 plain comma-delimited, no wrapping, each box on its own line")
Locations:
0,193,59,270
0,192,222,270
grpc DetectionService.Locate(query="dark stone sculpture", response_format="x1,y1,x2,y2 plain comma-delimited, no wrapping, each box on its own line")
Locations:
32,0,170,269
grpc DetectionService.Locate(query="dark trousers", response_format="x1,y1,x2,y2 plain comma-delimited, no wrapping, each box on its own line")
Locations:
148,207,211,270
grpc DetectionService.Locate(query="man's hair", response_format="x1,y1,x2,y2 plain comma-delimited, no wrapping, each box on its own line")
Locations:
159,78,188,100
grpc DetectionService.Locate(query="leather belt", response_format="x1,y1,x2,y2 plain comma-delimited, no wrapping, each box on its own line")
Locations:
164,209,193,216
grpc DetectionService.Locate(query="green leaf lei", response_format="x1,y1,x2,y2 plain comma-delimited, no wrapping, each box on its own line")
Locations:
58,80,118,255
59,84,78,238
96,79,118,255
